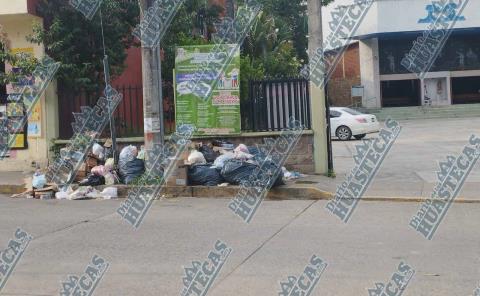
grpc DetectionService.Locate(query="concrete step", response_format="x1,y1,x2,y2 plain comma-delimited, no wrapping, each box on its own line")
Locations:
361,104,480,120
0,171,28,194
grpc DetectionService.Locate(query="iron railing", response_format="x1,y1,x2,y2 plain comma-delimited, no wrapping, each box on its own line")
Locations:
58,83,176,139
58,78,312,139
242,78,311,132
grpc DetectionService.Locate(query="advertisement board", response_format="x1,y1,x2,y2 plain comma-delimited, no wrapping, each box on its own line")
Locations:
174,44,241,135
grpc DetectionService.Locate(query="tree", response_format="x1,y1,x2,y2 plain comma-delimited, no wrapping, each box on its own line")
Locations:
243,11,291,61
160,0,223,82
28,0,139,90
0,26,38,85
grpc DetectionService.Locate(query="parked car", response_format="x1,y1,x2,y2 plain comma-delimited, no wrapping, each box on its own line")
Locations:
329,107,379,140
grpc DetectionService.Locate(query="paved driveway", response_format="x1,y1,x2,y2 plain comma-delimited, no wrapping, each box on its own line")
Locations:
329,117,480,198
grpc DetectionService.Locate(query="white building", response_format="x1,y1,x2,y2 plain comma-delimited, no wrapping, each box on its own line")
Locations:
325,0,480,108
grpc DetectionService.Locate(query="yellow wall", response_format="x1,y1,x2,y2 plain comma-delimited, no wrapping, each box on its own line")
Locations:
0,0,28,16
0,14,59,171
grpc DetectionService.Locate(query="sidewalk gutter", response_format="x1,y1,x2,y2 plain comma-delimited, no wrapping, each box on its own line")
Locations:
79,185,480,203
0,184,26,195
3,183,480,203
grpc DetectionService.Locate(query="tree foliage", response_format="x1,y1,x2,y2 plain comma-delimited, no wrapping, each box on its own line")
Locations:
0,26,38,85
3,0,336,91
160,0,223,82
29,0,139,90
240,0,335,81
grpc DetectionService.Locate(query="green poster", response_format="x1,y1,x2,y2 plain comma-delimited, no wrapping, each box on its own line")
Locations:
174,44,241,135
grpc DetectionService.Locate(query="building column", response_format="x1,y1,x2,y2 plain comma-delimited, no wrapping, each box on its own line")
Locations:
420,78,426,106
446,76,452,105
359,38,381,108
44,80,59,163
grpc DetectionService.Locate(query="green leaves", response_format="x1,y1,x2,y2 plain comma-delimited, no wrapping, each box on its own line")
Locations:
29,0,139,90
0,25,38,85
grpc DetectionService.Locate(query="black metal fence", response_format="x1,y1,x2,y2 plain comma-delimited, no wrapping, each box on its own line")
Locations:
58,85,143,139
58,79,311,139
58,83,176,139
242,78,311,132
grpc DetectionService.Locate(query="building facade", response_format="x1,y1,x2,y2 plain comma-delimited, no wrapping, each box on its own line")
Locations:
348,0,480,108
327,42,361,107
0,0,58,171
0,0,145,171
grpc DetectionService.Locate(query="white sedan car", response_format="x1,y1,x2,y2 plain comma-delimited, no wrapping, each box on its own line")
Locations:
329,107,379,140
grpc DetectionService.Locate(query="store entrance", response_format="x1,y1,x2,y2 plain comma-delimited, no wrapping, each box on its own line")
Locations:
452,76,480,104
381,79,421,107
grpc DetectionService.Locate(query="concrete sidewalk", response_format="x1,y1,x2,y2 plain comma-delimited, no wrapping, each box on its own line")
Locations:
2,171,480,203
2,118,479,202
0,171,29,194
327,117,480,202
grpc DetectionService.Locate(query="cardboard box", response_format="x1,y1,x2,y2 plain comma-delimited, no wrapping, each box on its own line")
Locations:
75,163,87,182
86,155,99,171
166,158,188,186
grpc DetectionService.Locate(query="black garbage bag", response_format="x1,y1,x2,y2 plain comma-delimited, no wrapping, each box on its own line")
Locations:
198,145,218,163
79,174,105,186
220,159,258,185
247,146,284,187
247,146,267,161
122,158,145,184
221,158,285,187
259,160,285,187
103,147,113,160
188,164,224,186
212,139,234,150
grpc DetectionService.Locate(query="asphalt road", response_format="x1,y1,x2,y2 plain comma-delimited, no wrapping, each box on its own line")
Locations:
0,196,479,296
330,117,480,198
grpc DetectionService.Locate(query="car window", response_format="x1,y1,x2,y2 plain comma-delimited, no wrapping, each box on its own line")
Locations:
330,110,342,118
341,108,363,115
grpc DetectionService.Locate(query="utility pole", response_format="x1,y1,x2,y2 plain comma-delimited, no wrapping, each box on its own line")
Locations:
225,0,235,18
139,0,165,154
307,0,329,174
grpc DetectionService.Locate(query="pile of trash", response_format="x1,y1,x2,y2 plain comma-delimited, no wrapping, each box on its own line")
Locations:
186,141,304,187
72,141,148,187
12,138,305,200
55,186,118,200
12,139,144,200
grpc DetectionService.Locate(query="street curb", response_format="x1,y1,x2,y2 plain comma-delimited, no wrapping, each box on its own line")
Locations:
360,196,480,203
0,184,25,195
86,185,480,203
93,185,333,200
3,183,480,203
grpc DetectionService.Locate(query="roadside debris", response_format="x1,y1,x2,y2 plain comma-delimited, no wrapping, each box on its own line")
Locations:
10,138,305,199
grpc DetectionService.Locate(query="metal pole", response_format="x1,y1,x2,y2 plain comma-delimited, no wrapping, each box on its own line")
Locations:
99,9,118,165
225,0,235,18
324,79,333,174
103,56,118,165
140,0,165,158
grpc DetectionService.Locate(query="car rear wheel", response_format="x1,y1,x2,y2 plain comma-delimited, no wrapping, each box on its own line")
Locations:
354,134,366,140
336,126,352,141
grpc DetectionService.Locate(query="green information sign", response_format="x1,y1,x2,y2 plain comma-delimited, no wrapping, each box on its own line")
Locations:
174,44,241,135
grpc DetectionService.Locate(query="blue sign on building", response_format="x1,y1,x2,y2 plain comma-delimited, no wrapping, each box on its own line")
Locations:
418,2,466,23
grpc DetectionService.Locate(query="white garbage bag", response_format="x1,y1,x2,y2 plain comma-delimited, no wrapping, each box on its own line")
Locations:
92,143,105,160
187,150,206,165
104,172,115,185
101,187,118,199
212,152,234,169
104,158,115,171
32,173,46,189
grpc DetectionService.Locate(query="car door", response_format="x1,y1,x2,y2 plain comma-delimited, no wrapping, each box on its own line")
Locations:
329,110,342,136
